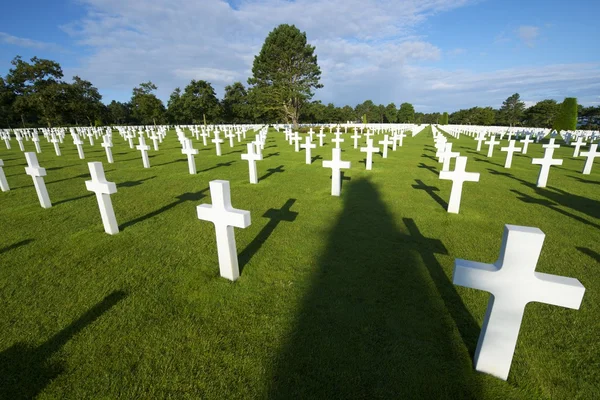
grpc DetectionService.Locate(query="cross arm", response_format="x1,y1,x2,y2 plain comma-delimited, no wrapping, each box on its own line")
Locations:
532,272,585,309
453,259,499,292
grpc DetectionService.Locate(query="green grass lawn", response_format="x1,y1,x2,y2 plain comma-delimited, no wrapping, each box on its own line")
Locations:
0,126,598,399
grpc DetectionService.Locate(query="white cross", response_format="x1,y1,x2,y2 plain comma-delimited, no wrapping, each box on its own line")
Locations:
331,132,344,149
453,225,585,380
300,136,317,164
182,138,199,175
350,131,361,149
197,180,251,281
241,143,263,184
571,136,587,157
3,135,10,150
500,140,522,168
200,130,209,146
0,159,9,191
475,134,486,152
50,134,61,156
85,162,119,234
485,135,500,158
532,147,563,187
580,143,600,175
24,152,51,208
360,138,380,170
150,131,160,151
16,134,24,151
212,131,224,156
226,131,235,147
102,135,114,163
439,156,479,213
378,135,393,158
316,131,326,147
519,135,533,155
394,132,407,150
87,132,95,146
323,148,351,196
32,135,41,153
543,138,560,150
136,136,151,168
74,135,85,159
439,143,460,172
126,132,135,149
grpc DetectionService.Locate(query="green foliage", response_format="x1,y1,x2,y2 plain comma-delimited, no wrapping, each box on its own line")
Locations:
397,102,415,123
440,112,449,125
223,82,251,123
107,101,131,125
166,88,184,124
362,113,367,124
248,24,322,128
130,81,166,125
180,80,221,124
553,97,578,131
498,93,525,126
355,100,379,124
523,100,559,128
384,103,397,123
449,107,495,125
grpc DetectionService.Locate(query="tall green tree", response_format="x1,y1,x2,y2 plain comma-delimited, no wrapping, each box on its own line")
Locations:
523,100,559,128
223,82,250,123
553,97,578,131
397,102,415,123
68,76,103,126
180,80,221,124
355,100,379,123
107,101,131,125
130,81,166,125
498,93,525,126
248,24,322,128
0,77,16,128
166,87,184,124
384,103,397,123
440,112,449,125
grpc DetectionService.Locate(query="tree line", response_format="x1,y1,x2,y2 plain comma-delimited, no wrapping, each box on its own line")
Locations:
1,24,598,129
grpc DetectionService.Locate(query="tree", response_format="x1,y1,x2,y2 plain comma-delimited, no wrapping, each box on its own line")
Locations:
180,80,221,124
248,24,322,128
553,97,578,131
440,112,449,125
498,93,525,126
384,103,397,123
0,76,16,128
130,81,165,125
355,100,379,123
166,87,184,124
397,102,415,123
68,76,103,126
523,100,559,128
223,82,250,123
107,101,131,125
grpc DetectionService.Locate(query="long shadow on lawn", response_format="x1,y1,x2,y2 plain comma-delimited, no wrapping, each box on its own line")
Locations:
577,247,600,264
421,153,438,162
417,162,438,175
0,291,127,400
120,188,209,230
258,165,284,181
198,161,236,173
0,239,34,255
268,179,480,399
239,199,298,273
119,176,156,188
412,179,448,210
568,175,600,185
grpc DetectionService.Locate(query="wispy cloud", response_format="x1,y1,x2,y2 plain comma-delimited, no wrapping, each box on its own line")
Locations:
0,32,63,52
516,25,540,47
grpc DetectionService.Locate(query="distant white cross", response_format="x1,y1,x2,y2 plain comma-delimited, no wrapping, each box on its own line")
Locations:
300,136,317,164
440,143,460,172
85,162,119,234
182,138,199,175
394,132,407,150
580,143,599,175
293,132,301,152
532,147,563,187
74,135,85,159
571,136,587,157
519,135,533,155
331,132,344,149
475,134,486,152
439,156,479,214
24,152,51,208
543,138,560,151
378,135,393,159
200,130,209,146
51,134,61,156
101,135,114,164
136,136,151,168
241,142,262,184
0,160,9,191
453,224,585,380
316,130,326,147
360,138,380,171
3,135,10,150
323,148,351,196
197,180,251,281
212,130,224,156
485,135,500,158
350,131,361,149
150,131,160,151
32,135,41,153
500,140,522,168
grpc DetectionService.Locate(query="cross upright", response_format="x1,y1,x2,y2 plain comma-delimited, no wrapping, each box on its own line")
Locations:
16,133,24,151
543,138,560,151
51,134,61,156
32,134,41,153
475,133,486,152
323,148,351,196
439,156,479,213
485,135,500,158
136,136,151,168
150,131,160,151
350,131,361,149
532,147,563,187
439,142,460,172
394,131,407,150
226,131,235,147
182,138,199,175
126,132,135,149
200,130,209,146
571,136,587,157
212,130,224,156
292,131,301,152
360,138,380,170
500,140,522,168
85,162,119,234
300,136,317,164
74,135,85,159
87,131,95,146
331,132,344,149
24,152,52,208
3,134,11,150
580,143,599,175
378,135,394,158
0,160,9,191
241,142,263,184
197,180,251,281
453,225,585,380
519,135,534,154
102,135,114,163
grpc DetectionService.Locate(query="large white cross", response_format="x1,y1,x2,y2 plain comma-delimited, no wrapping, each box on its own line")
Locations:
136,136,151,168
241,143,262,184
360,138,380,170
532,147,562,187
300,136,317,164
197,180,251,281
182,138,199,175
519,135,533,155
571,136,587,157
323,148,351,196
74,135,85,159
485,135,500,158
500,140,522,168
0,160,9,191
331,132,344,149
378,135,393,159
453,225,585,380
293,132,301,152
85,162,119,234
316,131,326,147
212,131,224,156
102,135,114,163
580,143,599,175
24,152,51,208
439,156,479,213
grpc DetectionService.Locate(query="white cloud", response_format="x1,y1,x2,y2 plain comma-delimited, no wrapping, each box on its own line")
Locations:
0,32,63,52
516,25,539,48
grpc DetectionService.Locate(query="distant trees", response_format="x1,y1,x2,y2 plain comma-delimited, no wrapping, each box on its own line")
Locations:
130,82,165,125
384,103,397,123
180,80,221,124
523,100,559,128
440,112,449,125
553,97,578,131
498,93,525,126
397,102,415,123
223,82,251,123
449,107,495,125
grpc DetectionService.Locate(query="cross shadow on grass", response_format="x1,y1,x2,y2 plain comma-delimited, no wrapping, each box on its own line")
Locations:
258,165,284,181
0,239,34,255
264,152,279,159
54,193,95,206
421,153,438,162
568,175,600,185
311,155,323,163
119,176,156,188
474,157,504,168
0,291,127,400
577,247,600,264
153,159,186,167
267,179,480,399
238,199,298,274
412,179,448,210
198,161,236,173
417,163,438,175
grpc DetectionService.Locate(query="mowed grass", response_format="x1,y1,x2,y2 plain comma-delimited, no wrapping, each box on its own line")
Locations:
0,125,598,399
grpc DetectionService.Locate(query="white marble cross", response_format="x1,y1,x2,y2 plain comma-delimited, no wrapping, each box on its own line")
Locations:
394,132,407,150
300,136,317,164
485,135,500,158
3,135,10,150
197,180,251,281
453,225,585,380
126,132,135,149
226,131,235,147
74,135,85,159
378,135,393,158
532,147,563,187
182,138,199,175
85,162,119,234
475,134,486,152
439,156,479,213
16,134,24,151
440,143,460,172
241,142,262,184
32,135,41,153
323,148,351,196
543,138,560,151
360,138,380,171
331,132,344,149
24,152,51,208
150,131,160,151
293,132,301,152
51,134,61,156
0,160,9,191
102,135,114,163
351,131,361,149
212,131,224,156
571,136,587,157
500,140,522,168
200,130,209,146
136,136,151,168
519,135,533,155
581,143,599,175
317,130,326,147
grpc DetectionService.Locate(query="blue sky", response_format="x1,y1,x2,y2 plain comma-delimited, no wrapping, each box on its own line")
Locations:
1,0,598,112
